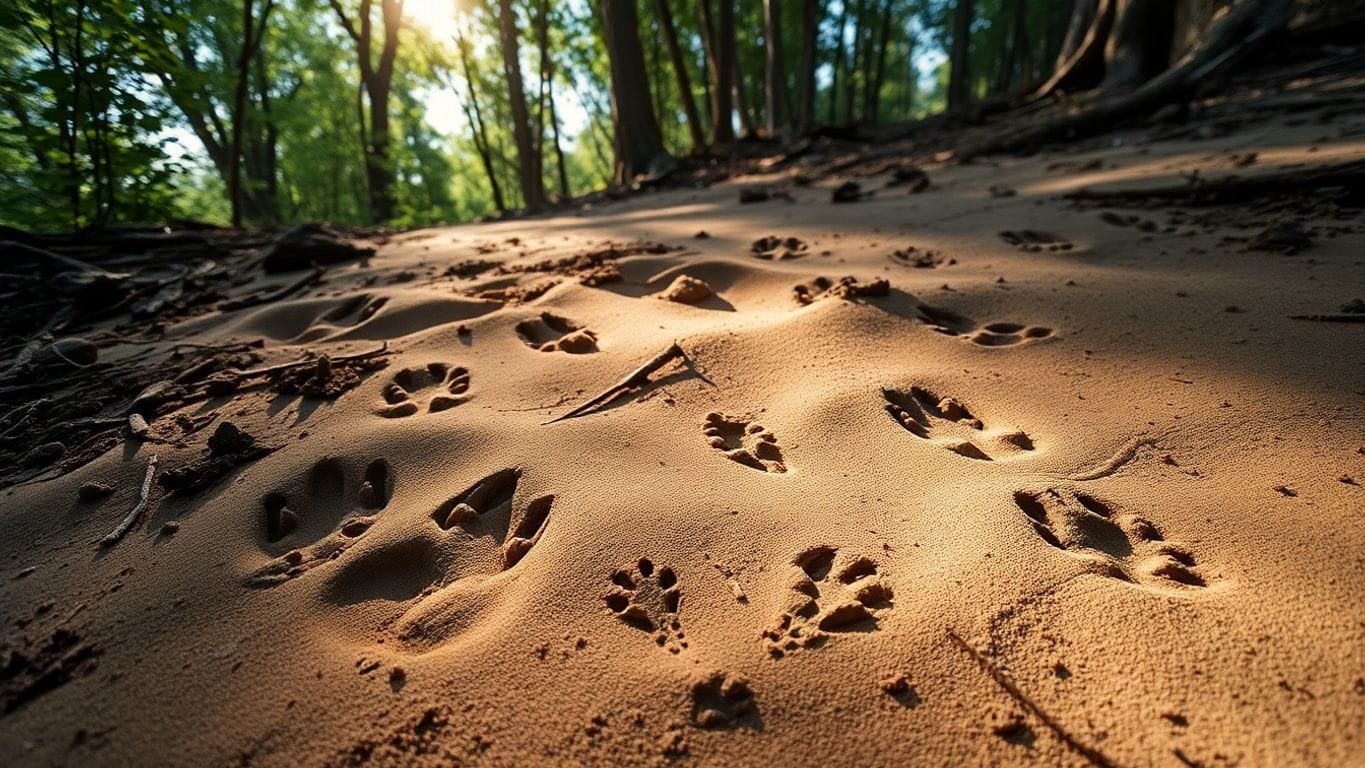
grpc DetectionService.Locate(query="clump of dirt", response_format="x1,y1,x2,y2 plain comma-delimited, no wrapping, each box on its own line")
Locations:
159,421,275,495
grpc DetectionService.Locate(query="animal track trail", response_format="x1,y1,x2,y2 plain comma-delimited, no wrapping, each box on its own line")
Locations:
883,387,1034,460
998,230,1074,252
1013,488,1208,589
762,546,893,658
604,558,687,654
917,304,1054,347
515,312,598,354
247,456,395,587
703,413,786,473
376,362,471,418
751,235,808,260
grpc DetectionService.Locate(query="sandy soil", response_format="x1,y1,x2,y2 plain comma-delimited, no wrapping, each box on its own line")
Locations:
1,119,1363,767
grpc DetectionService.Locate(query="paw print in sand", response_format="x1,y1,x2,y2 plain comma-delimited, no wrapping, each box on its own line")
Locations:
883,386,1033,460
248,457,394,587
515,312,598,354
376,363,470,418
750,235,808,261
604,558,687,653
703,412,786,473
762,546,893,658
1013,488,1208,589
690,671,757,729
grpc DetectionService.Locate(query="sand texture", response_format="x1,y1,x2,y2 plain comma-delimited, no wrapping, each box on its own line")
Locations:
2,125,1363,767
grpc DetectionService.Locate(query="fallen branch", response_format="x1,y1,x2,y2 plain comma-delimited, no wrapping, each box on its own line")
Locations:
545,342,686,424
947,629,1123,768
98,455,159,548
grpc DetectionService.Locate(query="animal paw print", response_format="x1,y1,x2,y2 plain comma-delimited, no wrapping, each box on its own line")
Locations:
376,363,471,418
429,468,553,570
751,235,808,260
793,275,890,305
917,304,1053,347
703,412,786,473
604,558,687,653
515,312,598,353
1013,488,1207,588
762,546,893,658
690,671,757,729
999,229,1074,252
247,457,394,587
883,387,1034,460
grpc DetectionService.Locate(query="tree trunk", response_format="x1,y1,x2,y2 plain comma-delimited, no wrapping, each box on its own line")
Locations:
843,0,864,122
796,0,819,133
455,27,505,213
697,0,735,143
828,4,847,124
547,78,570,199
656,0,706,150
497,0,545,210
734,54,758,138
601,0,670,184
1101,0,1175,90
866,0,892,122
763,0,787,138
947,0,974,109
229,0,273,228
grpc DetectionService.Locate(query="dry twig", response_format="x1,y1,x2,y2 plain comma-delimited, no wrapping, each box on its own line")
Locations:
98,455,159,548
946,629,1123,768
545,342,687,424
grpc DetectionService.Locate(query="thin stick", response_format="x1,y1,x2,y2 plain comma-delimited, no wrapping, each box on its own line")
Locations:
545,342,686,424
99,455,159,548
946,629,1123,768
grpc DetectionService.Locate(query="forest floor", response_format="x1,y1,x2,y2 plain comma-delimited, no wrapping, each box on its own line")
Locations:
1,54,1363,768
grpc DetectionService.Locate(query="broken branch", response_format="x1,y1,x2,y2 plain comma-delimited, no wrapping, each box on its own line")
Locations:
545,342,686,424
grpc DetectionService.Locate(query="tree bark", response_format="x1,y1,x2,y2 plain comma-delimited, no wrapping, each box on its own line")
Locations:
867,0,892,122
455,26,505,213
763,0,787,138
656,0,706,150
229,0,273,228
698,0,735,142
601,0,670,183
947,0,974,109
497,0,545,210
796,0,819,133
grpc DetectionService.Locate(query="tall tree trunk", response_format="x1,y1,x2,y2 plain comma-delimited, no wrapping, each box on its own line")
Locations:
763,0,787,138
455,27,506,213
828,4,847,124
1102,0,1175,90
547,78,570,199
866,0,891,122
229,0,273,228
655,0,706,150
843,0,864,122
733,55,757,138
796,0,819,133
946,0,974,109
497,0,545,210
327,0,401,222
601,0,670,183
699,0,735,142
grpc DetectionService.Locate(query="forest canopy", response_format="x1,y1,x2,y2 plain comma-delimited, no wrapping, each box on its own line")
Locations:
0,0,1327,230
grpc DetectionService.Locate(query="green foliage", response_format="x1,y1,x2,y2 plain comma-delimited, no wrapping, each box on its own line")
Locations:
0,0,1066,230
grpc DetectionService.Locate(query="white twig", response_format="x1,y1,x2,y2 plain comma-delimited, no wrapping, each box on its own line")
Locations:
99,455,159,547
